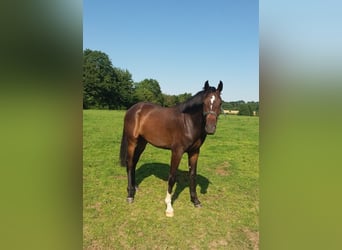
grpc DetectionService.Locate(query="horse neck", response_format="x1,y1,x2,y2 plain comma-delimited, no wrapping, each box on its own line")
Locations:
187,106,204,121
175,93,207,134
183,106,207,136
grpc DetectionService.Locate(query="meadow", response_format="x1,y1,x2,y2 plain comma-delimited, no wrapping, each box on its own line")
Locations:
83,110,259,249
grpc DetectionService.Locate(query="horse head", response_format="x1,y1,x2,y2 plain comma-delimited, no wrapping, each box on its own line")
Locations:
202,81,223,134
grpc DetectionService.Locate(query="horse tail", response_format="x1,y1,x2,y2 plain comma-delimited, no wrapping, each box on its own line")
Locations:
119,128,127,167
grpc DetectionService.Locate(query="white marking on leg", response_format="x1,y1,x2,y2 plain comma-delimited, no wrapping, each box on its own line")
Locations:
210,95,215,110
164,191,174,217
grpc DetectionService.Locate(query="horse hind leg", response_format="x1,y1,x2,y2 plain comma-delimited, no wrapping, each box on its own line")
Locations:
132,138,147,189
126,138,147,203
126,141,136,203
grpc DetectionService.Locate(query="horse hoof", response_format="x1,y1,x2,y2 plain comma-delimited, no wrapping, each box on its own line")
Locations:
194,203,202,208
165,211,174,217
127,197,134,203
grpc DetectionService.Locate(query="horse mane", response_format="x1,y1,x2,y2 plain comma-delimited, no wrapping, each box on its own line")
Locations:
176,86,217,113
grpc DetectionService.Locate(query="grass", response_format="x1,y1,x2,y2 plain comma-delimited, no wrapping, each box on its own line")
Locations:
83,110,259,249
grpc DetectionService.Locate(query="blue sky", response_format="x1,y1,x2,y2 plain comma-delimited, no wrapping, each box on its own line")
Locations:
83,0,259,101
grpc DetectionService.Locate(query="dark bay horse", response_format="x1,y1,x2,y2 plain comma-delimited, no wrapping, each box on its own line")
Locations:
120,81,223,217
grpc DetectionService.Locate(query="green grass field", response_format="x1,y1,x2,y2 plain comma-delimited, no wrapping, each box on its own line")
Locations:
83,110,259,249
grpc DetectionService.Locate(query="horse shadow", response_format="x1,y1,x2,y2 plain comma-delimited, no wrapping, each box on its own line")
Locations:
135,163,210,204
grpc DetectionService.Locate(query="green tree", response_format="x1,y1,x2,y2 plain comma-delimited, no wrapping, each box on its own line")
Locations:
222,101,234,110
162,92,192,107
163,94,179,107
247,101,259,116
177,93,192,103
222,100,259,116
134,79,164,105
113,67,134,109
83,49,134,109
83,49,116,108
238,103,253,116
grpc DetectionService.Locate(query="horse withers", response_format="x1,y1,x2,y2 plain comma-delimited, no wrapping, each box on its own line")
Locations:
120,81,223,217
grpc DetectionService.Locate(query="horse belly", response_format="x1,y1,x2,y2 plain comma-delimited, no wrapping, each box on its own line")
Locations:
140,116,178,149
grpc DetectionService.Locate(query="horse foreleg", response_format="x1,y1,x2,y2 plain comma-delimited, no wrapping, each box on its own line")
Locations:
188,150,201,207
165,149,182,217
165,174,176,217
164,191,173,217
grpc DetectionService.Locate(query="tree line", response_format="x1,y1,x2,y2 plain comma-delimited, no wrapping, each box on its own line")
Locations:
83,49,258,115
222,100,259,116
83,49,192,109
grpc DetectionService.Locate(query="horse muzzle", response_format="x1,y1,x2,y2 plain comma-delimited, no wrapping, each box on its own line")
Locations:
205,124,216,134
204,111,218,134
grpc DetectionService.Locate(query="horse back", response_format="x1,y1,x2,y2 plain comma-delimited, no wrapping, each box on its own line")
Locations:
124,102,185,149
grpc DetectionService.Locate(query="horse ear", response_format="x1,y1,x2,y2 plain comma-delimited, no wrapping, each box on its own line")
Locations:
204,80,209,90
217,81,223,92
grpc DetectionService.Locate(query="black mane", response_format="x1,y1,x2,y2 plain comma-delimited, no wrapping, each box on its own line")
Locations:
176,86,217,113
